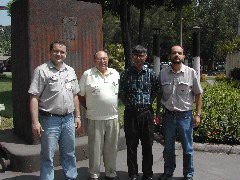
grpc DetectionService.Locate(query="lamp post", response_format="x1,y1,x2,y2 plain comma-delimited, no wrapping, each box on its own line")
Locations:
180,9,183,47
192,26,201,81
152,28,161,76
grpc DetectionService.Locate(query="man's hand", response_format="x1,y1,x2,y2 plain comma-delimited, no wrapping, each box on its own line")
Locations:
194,115,201,127
75,117,81,134
32,122,43,138
156,113,163,125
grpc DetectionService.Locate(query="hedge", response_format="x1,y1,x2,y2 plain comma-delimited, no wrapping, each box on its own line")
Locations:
194,80,240,145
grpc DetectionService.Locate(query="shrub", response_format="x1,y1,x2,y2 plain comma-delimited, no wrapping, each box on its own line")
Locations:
194,80,240,145
230,68,240,80
105,44,125,73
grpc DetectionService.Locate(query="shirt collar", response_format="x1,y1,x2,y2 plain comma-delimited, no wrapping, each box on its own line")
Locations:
93,67,112,76
48,61,67,71
130,65,147,73
169,63,187,73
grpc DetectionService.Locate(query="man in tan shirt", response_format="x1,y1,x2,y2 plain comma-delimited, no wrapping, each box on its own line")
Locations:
28,40,81,180
157,45,203,180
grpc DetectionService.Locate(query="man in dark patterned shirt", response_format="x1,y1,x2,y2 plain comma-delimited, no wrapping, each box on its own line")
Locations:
119,45,158,180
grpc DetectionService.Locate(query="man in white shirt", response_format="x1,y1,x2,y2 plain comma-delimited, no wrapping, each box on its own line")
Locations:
78,51,119,180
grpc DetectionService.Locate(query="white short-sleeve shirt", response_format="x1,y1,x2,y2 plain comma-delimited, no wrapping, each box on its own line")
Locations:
79,67,119,120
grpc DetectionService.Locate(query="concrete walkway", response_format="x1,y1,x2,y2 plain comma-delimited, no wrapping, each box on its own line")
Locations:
1,141,240,180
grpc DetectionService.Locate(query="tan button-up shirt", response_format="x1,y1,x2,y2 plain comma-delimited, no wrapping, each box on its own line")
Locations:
28,61,80,115
159,64,203,111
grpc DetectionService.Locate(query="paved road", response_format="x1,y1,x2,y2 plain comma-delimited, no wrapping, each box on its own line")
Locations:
1,142,240,180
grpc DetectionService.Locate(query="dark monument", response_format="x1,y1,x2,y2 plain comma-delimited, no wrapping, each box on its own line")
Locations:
11,0,103,144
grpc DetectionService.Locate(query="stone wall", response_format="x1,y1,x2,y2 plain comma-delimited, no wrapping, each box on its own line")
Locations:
225,52,240,77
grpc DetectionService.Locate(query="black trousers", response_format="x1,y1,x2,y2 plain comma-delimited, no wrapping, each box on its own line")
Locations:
124,108,154,177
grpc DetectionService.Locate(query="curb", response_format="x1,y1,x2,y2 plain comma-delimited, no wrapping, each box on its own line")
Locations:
154,134,240,155
160,141,240,155
0,129,126,173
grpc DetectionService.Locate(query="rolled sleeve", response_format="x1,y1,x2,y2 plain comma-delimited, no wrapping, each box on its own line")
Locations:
78,72,87,96
193,70,203,94
71,72,80,95
28,67,45,97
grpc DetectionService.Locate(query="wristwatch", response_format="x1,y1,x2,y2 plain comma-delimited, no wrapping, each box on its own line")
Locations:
195,113,201,117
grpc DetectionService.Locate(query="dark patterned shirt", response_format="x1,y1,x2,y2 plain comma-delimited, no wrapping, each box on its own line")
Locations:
119,65,159,109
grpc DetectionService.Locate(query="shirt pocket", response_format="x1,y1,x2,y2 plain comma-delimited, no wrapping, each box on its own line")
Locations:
86,83,100,96
177,81,191,96
48,76,60,92
65,77,76,92
162,81,172,95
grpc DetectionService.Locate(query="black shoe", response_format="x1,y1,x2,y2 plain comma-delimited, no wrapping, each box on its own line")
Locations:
184,177,193,180
130,175,138,180
141,175,153,180
158,174,172,180
105,176,120,180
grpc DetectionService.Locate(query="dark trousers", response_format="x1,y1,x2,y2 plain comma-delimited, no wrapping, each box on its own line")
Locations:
124,108,154,177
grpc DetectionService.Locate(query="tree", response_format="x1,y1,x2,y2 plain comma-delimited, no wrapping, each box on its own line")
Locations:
131,0,165,44
192,0,238,68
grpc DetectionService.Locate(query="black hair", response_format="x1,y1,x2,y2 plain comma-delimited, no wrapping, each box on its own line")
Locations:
49,40,66,51
132,45,147,55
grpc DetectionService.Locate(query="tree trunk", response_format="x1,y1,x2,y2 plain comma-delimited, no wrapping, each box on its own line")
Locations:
138,0,145,45
120,0,132,69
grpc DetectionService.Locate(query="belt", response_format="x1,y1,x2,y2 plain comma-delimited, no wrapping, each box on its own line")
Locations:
39,110,69,117
164,108,192,114
126,106,151,112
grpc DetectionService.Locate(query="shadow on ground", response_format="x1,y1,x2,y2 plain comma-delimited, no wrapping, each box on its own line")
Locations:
1,169,184,180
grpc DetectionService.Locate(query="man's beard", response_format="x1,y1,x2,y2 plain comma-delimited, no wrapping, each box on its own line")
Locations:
172,60,182,64
171,58,183,64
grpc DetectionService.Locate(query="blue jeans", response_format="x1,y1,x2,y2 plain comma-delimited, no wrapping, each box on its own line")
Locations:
163,110,194,177
39,113,77,180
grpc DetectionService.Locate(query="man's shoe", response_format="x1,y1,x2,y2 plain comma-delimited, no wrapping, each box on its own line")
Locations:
184,177,193,180
158,174,172,180
89,177,98,180
130,175,138,180
105,176,120,180
141,175,153,180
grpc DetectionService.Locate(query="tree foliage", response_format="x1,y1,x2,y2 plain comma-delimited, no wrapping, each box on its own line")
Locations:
103,0,239,68
0,26,11,55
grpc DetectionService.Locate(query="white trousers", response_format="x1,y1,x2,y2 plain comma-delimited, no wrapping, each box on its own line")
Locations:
88,118,119,178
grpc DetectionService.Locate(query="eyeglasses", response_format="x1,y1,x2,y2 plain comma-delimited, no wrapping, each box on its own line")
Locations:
133,54,146,58
95,57,108,62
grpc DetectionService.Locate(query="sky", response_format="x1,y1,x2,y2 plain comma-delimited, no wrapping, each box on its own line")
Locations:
0,0,11,26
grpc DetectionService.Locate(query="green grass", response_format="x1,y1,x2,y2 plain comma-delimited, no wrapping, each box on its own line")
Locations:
118,102,124,127
0,117,13,130
0,73,13,118
206,76,216,81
